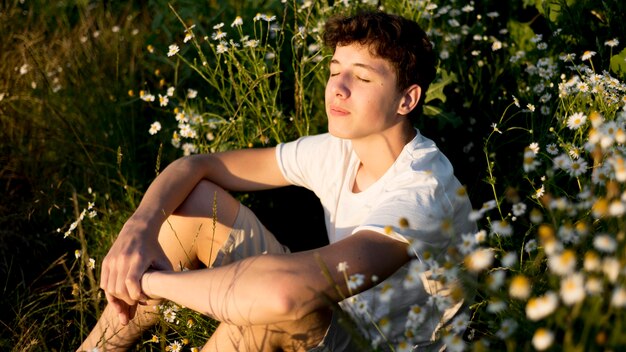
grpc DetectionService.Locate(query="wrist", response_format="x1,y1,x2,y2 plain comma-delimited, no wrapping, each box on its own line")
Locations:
141,271,160,300
124,214,162,236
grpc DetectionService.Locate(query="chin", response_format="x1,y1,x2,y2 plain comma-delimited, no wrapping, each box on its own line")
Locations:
328,130,348,139
329,129,363,141
327,123,349,139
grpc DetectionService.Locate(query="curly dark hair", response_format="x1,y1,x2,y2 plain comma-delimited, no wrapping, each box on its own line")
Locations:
323,11,437,121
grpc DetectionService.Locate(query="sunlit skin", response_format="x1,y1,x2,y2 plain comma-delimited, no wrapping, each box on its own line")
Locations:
326,44,406,140
326,43,421,191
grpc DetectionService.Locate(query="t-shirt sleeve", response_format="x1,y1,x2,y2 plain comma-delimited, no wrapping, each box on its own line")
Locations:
357,187,452,244
275,133,346,192
354,168,473,258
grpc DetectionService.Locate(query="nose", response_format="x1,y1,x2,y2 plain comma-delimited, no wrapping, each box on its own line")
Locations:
329,76,350,99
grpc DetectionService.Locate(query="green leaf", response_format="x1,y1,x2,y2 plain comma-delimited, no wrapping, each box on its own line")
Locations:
425,69,456,104
534,0,576,22
610,47,626,79
422,105,462,129
508,20,536,54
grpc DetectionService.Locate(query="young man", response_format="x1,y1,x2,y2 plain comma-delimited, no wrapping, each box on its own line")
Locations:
79,10,474,352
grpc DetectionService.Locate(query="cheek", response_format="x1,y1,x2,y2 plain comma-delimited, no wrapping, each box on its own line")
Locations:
324,81,333,101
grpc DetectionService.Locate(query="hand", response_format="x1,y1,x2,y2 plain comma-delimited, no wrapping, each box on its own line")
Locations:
104,292,139,326
99,218,172,323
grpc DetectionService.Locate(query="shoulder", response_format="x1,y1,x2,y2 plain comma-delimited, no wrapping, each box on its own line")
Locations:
388,131,456,190
275,133,354,188
382,131,470,219
405,131,449,171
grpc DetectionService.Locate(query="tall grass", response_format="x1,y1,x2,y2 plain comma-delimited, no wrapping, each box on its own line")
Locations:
2,1,167,349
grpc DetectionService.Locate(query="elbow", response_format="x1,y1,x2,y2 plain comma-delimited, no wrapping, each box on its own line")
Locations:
271,285,299,320
270,281,321,321
168,154,198,172
172,153,216,178
275,300,298,321
176,153,206,168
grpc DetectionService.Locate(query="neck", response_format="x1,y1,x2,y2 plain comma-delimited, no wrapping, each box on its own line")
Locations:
351,122,416,192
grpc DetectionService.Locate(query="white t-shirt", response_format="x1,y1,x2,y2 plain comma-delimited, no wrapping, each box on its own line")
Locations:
276,131,475,348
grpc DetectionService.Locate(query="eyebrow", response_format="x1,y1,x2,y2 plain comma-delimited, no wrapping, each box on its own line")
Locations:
330,59,381,74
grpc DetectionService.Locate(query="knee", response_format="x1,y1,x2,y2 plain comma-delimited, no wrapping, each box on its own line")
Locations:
192,180,225,203
175,180,239,219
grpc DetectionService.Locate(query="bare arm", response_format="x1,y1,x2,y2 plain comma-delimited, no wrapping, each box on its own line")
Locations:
140,230,410,326
128,147,289,226
100,148,288,323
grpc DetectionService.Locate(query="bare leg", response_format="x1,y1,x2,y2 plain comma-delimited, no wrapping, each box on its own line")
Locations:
202,309,332,352
77,180,241,351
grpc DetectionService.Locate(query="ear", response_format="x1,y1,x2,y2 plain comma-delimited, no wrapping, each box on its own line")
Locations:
396,84,421,116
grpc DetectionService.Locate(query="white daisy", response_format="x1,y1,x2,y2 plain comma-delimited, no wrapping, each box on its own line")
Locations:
560,273,586,305
526,291,558,321
532,328,554,351
594,234,617,253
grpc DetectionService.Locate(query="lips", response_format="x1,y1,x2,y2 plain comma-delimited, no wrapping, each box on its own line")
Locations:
329,104,349,116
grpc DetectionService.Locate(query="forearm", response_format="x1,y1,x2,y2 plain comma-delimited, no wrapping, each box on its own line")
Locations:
98,147,287,312
140,232,410,326
129,148,287,228
130,155,212,227
141,253,327,326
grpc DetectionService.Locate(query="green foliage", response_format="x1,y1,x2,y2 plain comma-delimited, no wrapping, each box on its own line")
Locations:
611,47,626,76
423,69,462,128
508,20,536,54
534,0,577,23
0,1,164,350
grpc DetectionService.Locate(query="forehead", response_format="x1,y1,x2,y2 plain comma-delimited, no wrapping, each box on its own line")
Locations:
330,43,394,74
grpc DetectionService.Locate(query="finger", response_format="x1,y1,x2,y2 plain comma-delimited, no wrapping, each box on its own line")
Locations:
115,274,135,306
126,261,146,301
103,282,115,305
112,259,136,305
106,292,123,315
118,310,130,326
99,257,111,291
109,295,131,326
128,303,138,320
103,258,120,297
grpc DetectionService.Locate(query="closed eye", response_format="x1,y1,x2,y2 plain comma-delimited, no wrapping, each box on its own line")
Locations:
356,76,370,83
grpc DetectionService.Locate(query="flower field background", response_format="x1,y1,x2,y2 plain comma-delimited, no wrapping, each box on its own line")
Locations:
2,0,626,350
